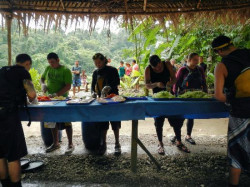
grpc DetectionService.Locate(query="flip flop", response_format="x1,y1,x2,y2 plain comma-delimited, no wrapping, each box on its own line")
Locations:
177,143,190,153
170,136,177,144
65,145,75,155
46,144,60,153
114,143,121,156
185,137,196,145
158,145,165,155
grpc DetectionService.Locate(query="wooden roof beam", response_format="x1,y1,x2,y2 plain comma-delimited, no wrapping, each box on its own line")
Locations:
143,0,147,11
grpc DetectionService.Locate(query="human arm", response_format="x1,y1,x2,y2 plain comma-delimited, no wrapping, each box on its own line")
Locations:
23,79,37,102
41,67,48,93
214,63,227,102
173,68,184,94
91,71,97,97
165,61,177,88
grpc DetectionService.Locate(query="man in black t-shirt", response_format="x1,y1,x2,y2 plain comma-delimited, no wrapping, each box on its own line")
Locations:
0,54,36,187
213,35,250,187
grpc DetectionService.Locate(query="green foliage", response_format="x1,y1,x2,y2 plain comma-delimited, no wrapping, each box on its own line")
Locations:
126,19,250,75
120,75,141,89
206,73,215,89
29,68,42,92
0,21,134,76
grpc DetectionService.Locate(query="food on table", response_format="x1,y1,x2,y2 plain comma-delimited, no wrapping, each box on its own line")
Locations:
122,92,146,98
106,93,117,98
37,96,51,101
51,96,66,100
178,91,212,99
66,97,94,104
97,98,108,103
111,96,126,102
152,91,175,99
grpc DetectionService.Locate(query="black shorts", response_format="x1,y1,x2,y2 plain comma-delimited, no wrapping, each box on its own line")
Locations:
0,112,27,162
98,121,121,131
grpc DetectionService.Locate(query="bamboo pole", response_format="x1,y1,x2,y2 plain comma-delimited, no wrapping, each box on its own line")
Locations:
6,14,12,66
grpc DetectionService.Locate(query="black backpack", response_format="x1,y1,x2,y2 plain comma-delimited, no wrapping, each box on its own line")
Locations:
181,66,203,91
0,66,31,126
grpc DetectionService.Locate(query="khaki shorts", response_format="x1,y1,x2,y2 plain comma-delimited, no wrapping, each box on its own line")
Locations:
44,122,72,130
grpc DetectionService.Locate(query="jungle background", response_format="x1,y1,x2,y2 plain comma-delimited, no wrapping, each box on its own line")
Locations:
0,19,249,92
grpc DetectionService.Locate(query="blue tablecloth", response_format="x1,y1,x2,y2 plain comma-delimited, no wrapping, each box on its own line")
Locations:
20,99,229,122
20,100,145,122
144,98,229,119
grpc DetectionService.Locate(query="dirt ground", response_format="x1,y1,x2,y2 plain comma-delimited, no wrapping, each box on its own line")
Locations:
20,118,250,186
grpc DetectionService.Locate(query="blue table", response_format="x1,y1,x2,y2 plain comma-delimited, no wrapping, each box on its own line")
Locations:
20,99,229,173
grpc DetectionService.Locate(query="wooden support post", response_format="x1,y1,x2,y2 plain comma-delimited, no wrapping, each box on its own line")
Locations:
143,0,147,11
135,138,161,170
6,14,12,66
131,120,138,173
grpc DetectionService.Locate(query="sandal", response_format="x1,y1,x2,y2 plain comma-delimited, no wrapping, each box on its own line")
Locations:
170,136,177,144
185,137,196,145
158,145,165,155
97,143,107,155
114,143,121,156
65,145,75,155
46,144,60,153
177,143,190,153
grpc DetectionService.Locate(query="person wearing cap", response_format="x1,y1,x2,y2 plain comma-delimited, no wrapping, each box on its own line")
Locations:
213,35,250,187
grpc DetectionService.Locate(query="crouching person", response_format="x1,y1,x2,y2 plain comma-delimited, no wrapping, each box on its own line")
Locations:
0,54,36,187
41,52,74,154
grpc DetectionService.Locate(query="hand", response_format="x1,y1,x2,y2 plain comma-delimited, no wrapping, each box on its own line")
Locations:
166,81,172,87
157,82,165,88
48,93,57,98
166,81,172,91
92,92,97,98
42,84,48,93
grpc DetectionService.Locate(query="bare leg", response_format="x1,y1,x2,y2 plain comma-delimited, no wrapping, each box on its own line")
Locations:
78,86,80,93
73,87,76,96
229,167,241,185
0,158,8,180
65,126,73,147
85,84,89,92
51,126,59,146
8,160,21,183
113,129,120,145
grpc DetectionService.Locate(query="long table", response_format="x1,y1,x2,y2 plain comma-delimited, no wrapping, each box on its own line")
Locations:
20,99,229,173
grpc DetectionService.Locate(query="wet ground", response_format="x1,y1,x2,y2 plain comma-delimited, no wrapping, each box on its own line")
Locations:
20,119,250,186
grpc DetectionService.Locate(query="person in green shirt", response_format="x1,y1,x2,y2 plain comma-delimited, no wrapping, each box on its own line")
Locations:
118,61,125,80
41,52,74,154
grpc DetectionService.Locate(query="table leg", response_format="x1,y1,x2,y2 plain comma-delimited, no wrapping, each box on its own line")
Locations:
135,138,161,170
131,120,138,173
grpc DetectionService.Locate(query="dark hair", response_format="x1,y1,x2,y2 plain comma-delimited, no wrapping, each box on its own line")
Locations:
187,53,199,61
120,61,124,64
16,54,32,65
92,53,108,64
149,55,161,67
132,60,136,63
47,52,59,60
212,35,232,51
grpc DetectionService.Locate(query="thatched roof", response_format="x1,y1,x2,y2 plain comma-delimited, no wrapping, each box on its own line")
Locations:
0,0,250,33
